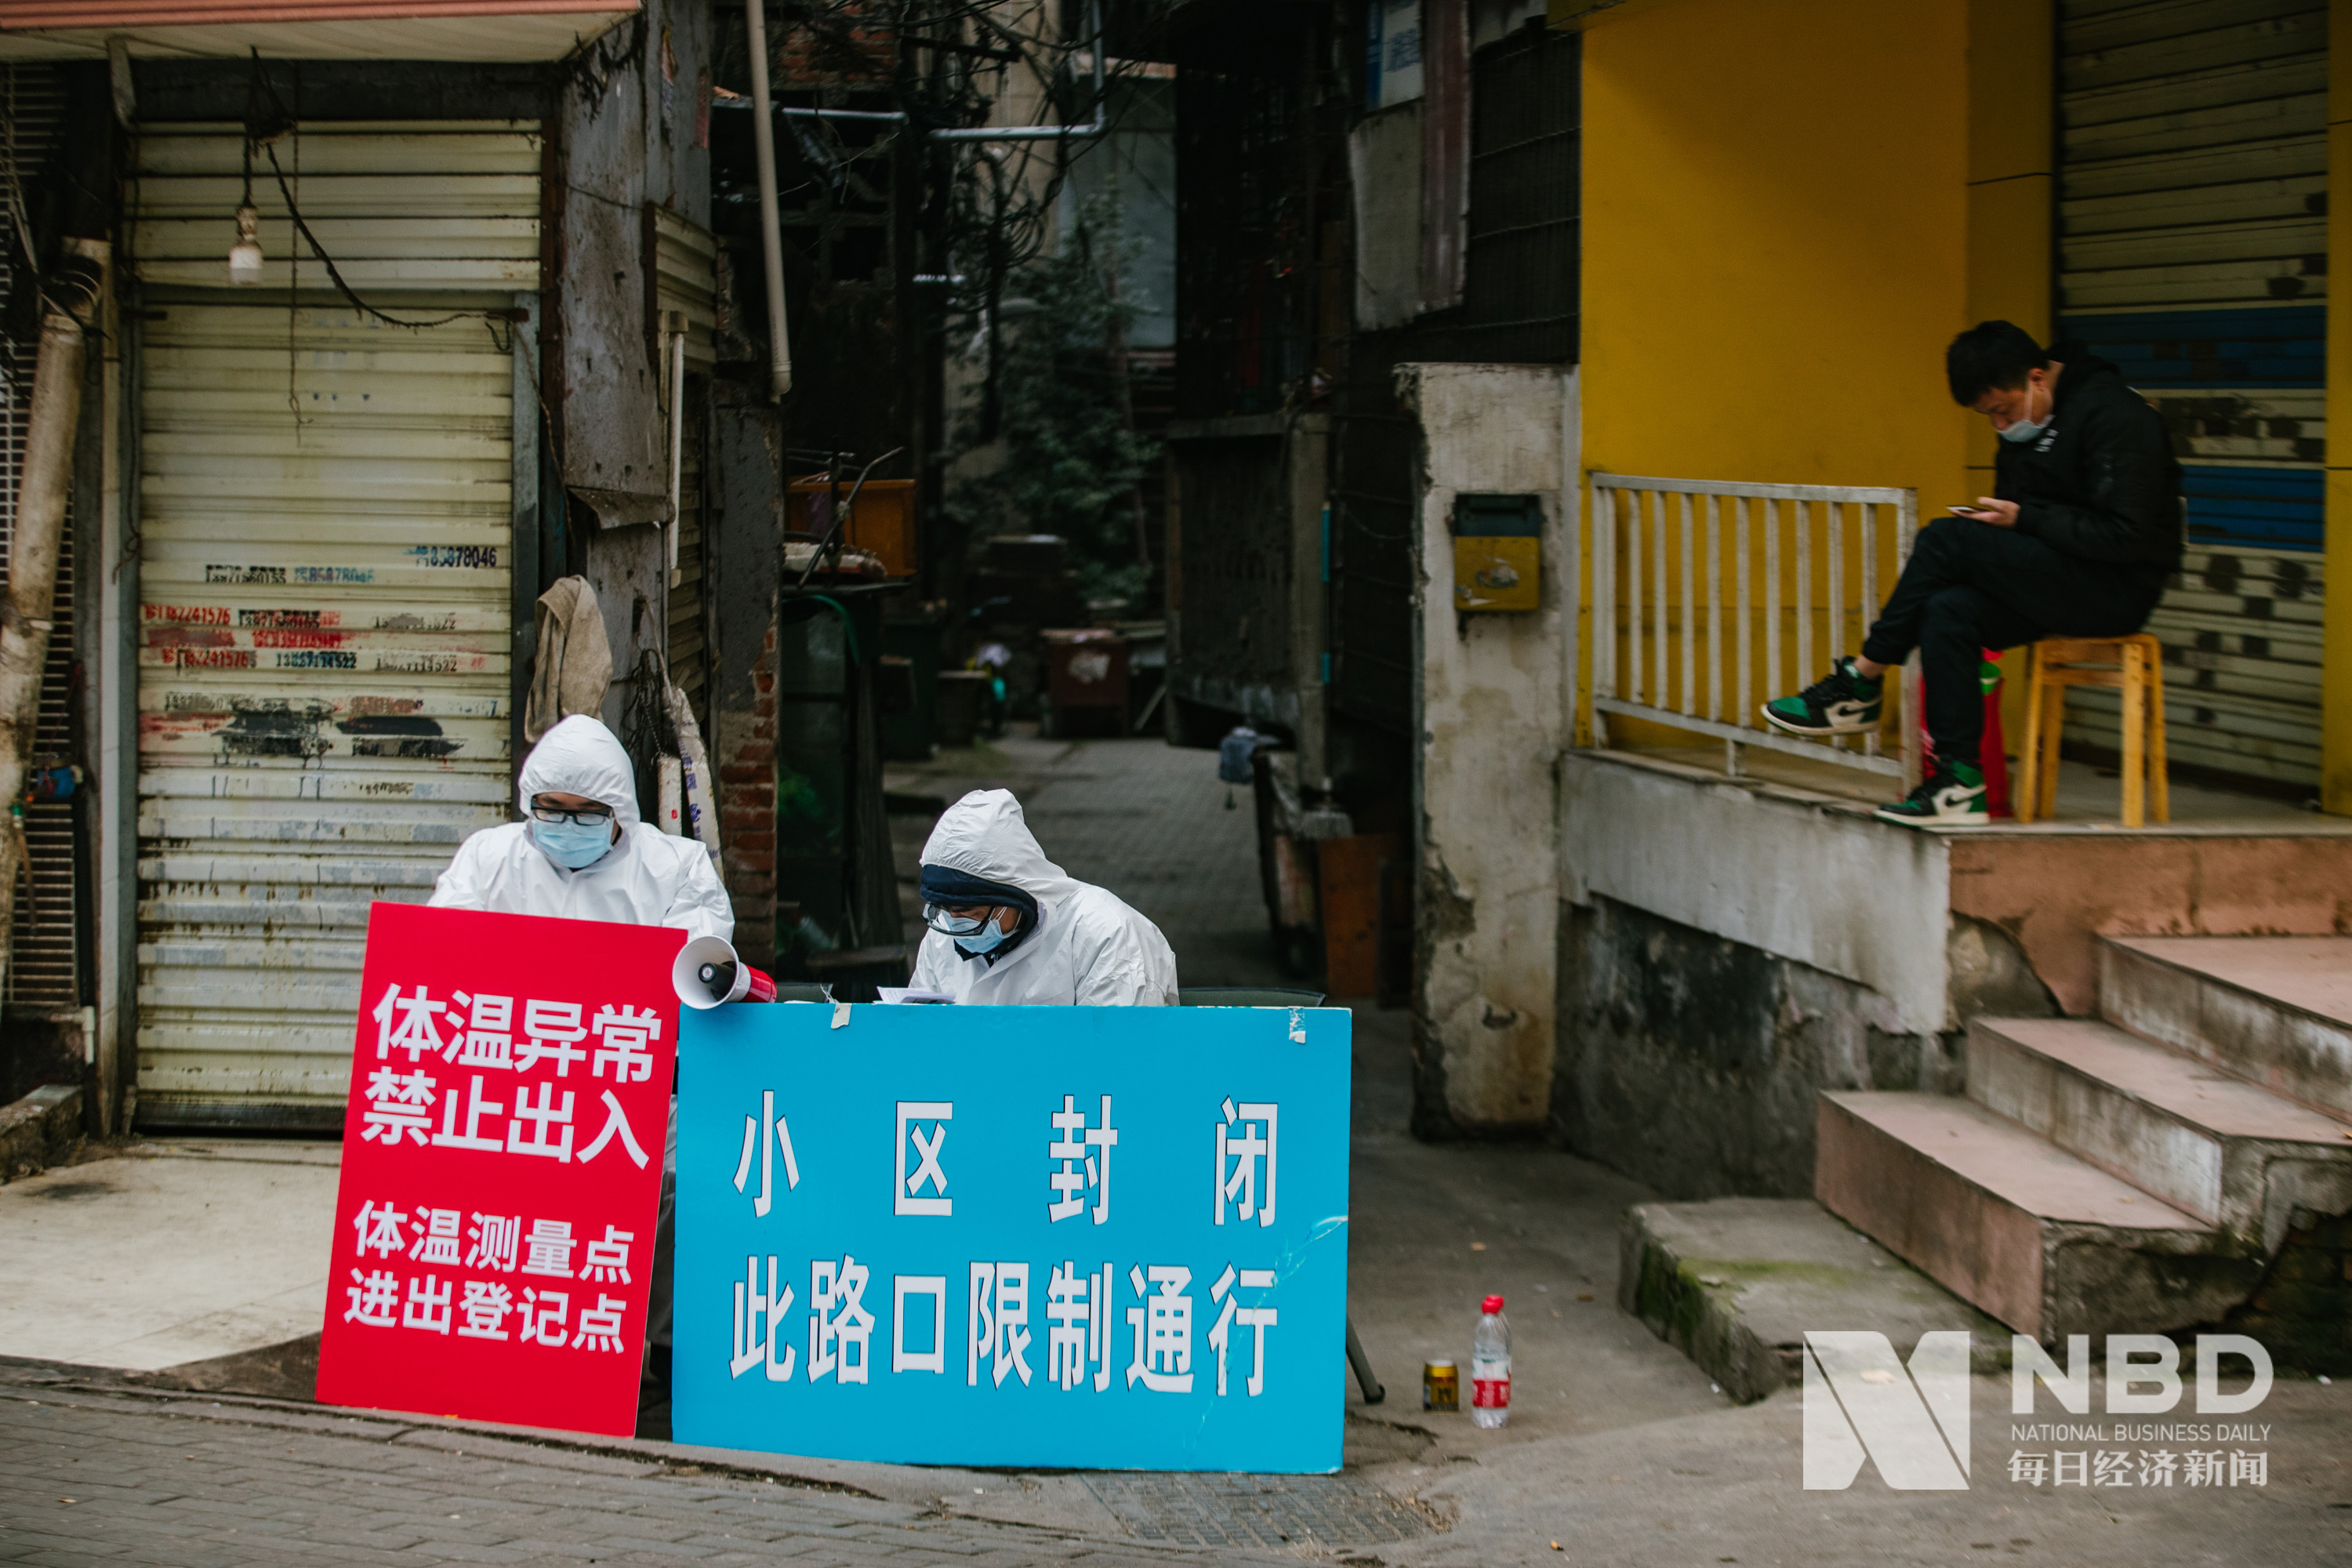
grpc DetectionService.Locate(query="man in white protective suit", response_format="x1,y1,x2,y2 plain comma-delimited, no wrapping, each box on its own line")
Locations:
909,788,1179,1005
428,713,732,1413
429,713,732,938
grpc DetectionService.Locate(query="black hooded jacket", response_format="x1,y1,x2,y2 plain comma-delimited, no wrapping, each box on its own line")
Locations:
1994,343,2183,570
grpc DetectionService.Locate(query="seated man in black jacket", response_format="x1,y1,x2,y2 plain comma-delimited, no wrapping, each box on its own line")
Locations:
1761,321,2183,826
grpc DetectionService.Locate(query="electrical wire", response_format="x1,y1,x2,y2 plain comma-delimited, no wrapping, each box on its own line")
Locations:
241,50,505,332
795,445,906,590
256,141,488,331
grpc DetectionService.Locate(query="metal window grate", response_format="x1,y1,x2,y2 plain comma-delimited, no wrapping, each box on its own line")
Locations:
1174,49,1314,418
1459,24,1579,364
2,60,80,1014
1328,332,1420,735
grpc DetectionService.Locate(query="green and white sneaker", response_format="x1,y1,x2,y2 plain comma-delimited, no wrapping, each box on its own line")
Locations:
1762,657,1883,738
1876,762,1989,826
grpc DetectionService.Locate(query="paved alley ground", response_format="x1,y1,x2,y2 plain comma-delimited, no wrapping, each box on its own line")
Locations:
2,735,2349,1563
885,728,1291,989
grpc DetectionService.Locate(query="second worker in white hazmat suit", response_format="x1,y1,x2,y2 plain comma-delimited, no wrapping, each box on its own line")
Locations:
909,789,1179,1005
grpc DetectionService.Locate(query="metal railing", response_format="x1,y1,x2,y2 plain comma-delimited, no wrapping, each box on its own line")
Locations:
1586,474,1920,780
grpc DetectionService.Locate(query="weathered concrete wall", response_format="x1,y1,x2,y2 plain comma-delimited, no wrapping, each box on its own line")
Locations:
1555,893,1938,1197
0,1085,82,1183
1348,105,1422,332
557,0,713,705
561,13,663,513
1560,750,1951,1033
1552,748,2066,1196
1405,363,1570,1136
1552,890,2053,1199
587,528,668,733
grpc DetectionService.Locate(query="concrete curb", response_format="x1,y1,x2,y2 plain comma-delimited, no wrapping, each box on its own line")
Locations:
1618,1196,2010,1404
0,1083,82,1182
0,1356,1403,1555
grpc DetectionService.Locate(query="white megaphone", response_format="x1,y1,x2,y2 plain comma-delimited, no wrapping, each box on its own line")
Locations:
673,934,779,1009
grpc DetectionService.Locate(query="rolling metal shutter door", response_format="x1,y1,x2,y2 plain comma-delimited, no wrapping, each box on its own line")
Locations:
2,64,80,1016
131,121,539,1127
2057,0,2325,789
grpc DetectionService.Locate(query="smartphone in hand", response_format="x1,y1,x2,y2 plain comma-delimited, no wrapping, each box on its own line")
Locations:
1948,505,1991,518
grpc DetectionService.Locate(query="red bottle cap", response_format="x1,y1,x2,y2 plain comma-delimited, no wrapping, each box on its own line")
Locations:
1482,1294,1504,1314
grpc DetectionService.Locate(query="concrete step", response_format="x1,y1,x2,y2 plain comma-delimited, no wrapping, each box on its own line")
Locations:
2100,936,2352,1122
1617,1196,2008,1404
1814,1091,2260,1340
0,1085,81,1183
1967,1017,2352,1253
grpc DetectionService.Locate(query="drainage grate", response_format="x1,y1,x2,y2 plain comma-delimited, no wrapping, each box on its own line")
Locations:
1081,1472,1432,1549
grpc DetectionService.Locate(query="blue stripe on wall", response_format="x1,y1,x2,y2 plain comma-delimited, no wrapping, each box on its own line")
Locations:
2056,307,2325,389
2050,310,2325,549
2181,463,2323,550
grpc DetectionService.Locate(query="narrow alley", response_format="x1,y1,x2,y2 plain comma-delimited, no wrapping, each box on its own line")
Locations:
8,2,2352,1563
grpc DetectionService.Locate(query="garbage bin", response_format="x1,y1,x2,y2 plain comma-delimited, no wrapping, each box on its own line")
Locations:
1040,628,1129,739
935,670,989,746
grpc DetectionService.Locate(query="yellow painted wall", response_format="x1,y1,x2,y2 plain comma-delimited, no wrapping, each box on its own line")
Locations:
1582,0,1973,499
1966,0,2054,767
1579,0,2060,768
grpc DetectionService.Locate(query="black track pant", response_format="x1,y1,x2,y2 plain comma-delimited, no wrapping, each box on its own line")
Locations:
1857,517,2167,768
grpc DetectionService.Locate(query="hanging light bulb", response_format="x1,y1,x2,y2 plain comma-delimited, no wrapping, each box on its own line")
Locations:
228,203,263,285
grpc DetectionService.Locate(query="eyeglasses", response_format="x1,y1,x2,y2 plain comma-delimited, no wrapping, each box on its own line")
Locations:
531,801,615,827
921,902,999,936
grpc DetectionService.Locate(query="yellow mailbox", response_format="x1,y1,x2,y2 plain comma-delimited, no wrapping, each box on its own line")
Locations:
1452,493,1543,612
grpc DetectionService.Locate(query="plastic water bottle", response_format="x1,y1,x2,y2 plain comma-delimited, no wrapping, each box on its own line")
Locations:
1471,1294,1510,1428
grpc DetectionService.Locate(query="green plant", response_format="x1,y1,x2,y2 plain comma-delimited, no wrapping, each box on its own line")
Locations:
949,193,1156,605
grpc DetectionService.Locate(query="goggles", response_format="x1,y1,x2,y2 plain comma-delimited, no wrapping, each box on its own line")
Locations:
530,800,616,827
921,902,1001,937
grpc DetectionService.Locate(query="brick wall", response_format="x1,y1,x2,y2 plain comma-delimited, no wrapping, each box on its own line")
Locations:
718,624,779,960
710,397,785,965
775,17,896,86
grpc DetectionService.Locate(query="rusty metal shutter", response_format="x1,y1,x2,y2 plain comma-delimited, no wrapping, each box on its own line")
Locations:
2057,0,2325,790
129,121,539,1127
651,206,716,376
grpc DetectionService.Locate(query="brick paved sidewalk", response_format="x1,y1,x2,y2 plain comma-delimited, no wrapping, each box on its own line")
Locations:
0,1376,1308,1568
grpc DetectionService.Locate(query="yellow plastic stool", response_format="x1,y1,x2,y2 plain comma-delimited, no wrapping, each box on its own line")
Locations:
2016,633,2169,827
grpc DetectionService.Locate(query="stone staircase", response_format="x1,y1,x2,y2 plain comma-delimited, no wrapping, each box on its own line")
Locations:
1816,936,2352,1341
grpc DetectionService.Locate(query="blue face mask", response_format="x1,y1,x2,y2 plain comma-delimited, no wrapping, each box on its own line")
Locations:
532,815,616,869
953,920,1012,956
1998,379,2050,445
